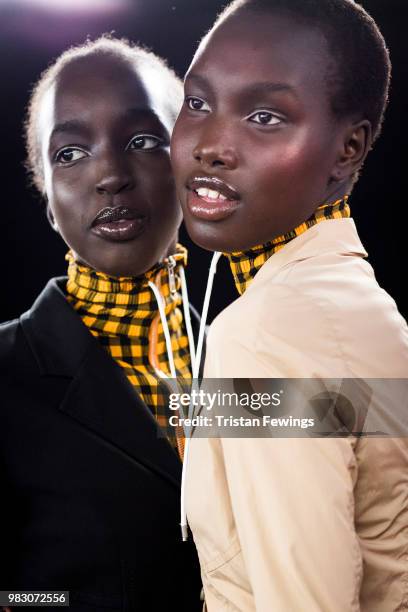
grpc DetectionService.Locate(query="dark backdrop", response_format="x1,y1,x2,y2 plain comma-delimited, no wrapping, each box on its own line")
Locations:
0,0,406,323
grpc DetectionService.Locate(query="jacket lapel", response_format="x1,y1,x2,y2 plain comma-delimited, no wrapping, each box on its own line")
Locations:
20,277,182,489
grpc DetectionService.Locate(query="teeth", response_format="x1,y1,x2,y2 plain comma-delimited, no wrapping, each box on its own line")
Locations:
196,187,228,201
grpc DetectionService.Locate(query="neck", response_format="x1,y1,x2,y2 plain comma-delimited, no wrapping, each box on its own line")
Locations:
226,196,350,295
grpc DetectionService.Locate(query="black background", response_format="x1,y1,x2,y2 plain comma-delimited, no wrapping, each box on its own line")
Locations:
0,0,406,324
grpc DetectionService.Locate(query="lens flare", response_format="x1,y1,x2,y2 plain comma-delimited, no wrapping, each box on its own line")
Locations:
8,0,130,13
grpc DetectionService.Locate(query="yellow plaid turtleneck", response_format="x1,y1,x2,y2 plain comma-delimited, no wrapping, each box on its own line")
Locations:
65,244,191,458
226,197,350,295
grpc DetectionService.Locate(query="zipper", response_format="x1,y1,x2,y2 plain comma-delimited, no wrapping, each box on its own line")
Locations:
166,255,177,299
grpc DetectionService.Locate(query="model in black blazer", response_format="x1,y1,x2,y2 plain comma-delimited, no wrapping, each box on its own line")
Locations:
0,278,202,611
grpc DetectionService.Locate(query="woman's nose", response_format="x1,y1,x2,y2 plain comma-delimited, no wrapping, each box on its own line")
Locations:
193,136,238,170
95,157,135,195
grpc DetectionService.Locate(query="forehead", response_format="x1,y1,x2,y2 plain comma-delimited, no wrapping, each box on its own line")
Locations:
55,55,150,115
37,53,173,144
190,11,332,97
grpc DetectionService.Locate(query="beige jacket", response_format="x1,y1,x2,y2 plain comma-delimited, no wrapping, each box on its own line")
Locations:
186,219,408,611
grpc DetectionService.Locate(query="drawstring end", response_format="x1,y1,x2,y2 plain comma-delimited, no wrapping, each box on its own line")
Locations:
181,523,189,541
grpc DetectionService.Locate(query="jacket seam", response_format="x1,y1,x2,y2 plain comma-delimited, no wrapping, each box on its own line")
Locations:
203,536,241,573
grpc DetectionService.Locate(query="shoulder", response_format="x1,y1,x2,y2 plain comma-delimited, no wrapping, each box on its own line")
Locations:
0,317,23,362
206,255,408,377
0,316,38,378
281,254,408,376
0,278,67,376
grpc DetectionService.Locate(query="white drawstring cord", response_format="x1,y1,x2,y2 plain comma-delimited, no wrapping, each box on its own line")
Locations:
180,251,222,541
193,251,222,382
148,280,177,379
179,266,197,375
147,277,191,449
148,252,223,541
148,266,196,436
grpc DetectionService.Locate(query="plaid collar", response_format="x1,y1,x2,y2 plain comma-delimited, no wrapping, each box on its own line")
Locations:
65,245,188,306
226,197,350,295
65,244,190,458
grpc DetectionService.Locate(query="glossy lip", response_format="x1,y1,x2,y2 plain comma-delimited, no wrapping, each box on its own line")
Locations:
187,175,241,201
91,205,148,242
186,175,241,222
92,205,139,226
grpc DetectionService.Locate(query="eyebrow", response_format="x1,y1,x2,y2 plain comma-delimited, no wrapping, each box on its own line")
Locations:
186,73,298,99
123,107,158,118
50,119,89,140
122,107,166,127
50,108,161,141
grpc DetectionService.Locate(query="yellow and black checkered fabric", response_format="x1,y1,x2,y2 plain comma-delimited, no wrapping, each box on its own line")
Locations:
227,197,350,295
65,244,191,457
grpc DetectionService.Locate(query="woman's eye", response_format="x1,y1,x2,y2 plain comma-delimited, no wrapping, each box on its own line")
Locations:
55,147,88,164
127,135,163,151
186,96,211,112
247,111,282,125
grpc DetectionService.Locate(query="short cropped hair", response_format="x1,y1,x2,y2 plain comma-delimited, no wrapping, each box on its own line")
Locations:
214,0,391,146
25,35,183,193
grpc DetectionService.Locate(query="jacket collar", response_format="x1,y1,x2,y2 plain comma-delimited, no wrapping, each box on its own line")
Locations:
20,277,183,488
246,218,368,291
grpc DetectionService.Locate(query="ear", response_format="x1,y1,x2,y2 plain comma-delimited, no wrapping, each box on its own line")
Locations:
45,201,59,233
330,119,372,183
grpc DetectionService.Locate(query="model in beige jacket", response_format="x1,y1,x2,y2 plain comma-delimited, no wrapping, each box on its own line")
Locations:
170,0,408,609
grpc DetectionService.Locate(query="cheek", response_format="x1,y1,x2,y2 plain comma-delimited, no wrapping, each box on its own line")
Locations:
53,174,82,202
142,153,177,201
139,155,182,226
47,170,89,233
250,127,333,194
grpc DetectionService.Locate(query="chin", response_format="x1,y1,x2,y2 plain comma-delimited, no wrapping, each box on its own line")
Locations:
184,219,241,254
88,251,153,279
108,235,174,276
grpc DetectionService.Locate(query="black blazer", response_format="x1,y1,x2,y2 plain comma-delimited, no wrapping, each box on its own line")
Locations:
0,278,202,611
